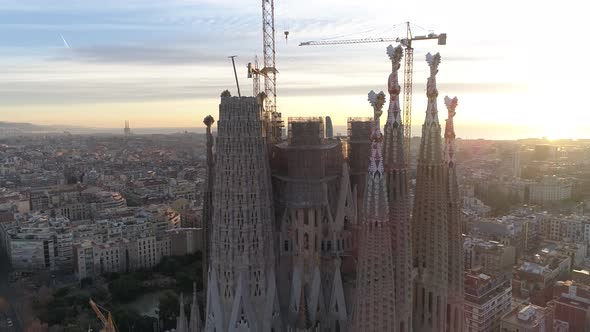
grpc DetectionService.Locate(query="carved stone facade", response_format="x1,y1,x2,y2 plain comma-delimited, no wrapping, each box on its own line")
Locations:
444,96,464,332
202,114,215,292
272,117,352,331
351,91,397,331
412,53,465,332
205,95,281,332
200,49,464,332
412,53,449,332
383,45,413,332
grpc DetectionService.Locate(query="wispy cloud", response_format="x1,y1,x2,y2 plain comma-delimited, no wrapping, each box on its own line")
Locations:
60,45,225,66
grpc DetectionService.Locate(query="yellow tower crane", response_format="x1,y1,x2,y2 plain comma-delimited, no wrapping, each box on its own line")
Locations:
299,22,447,165
89,298,117,332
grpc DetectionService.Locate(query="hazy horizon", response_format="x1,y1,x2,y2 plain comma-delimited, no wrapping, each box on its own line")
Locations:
3,120,585,141
0,1,587,139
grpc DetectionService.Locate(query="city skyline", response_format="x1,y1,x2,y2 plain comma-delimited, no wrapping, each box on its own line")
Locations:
0,0,586,139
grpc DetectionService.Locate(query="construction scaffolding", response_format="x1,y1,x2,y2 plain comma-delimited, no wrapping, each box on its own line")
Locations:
347,117,372,174
274,117,342,208
347,117,373,225
287,117,324,146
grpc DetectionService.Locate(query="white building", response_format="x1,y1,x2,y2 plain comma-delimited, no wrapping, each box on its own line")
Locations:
5,225,73,272
75,235,172,280
529,175,572,204
75,239,129,280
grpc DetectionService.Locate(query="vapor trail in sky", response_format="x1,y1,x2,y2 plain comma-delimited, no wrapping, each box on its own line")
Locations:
60,34,71,49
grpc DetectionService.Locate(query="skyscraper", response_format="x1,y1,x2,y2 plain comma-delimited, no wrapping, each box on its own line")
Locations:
383,45,413,332
124,120,131,136
205,93,281,331
444,96,464,332
325,116,334,139
412,53,449,332
351,90,397,331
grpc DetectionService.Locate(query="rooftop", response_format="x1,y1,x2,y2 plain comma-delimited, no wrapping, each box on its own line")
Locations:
502,304,545,328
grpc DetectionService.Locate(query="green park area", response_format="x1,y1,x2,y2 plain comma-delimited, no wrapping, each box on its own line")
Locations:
32,253,202,332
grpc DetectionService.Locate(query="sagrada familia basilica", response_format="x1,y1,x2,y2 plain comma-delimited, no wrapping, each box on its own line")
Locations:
173,45,464,332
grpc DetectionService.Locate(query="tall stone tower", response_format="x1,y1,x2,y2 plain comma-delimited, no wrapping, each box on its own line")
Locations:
412,53,449,332
444,96,464,332
205,93,281,331
272,117,352,331
383,45,413,332
351,91,397,331
202,114,215,293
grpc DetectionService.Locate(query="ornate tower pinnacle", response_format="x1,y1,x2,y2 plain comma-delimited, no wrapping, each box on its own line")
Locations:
190,282,202,332
383,44,413,332
424,52,441,126
205,96,281,331
365,90,387,219
386,45,403,127
444,95,464,332
417,52,443,165
202,115,215,293
412,52,449,332
351,91,396,331
443,96,458,165
384,44,405,167
177,293,189,332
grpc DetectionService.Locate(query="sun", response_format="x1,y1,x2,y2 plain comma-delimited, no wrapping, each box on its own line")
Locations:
543,125,574,141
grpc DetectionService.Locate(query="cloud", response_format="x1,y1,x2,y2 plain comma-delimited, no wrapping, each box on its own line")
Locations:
62,45,226,66
0,75,525,107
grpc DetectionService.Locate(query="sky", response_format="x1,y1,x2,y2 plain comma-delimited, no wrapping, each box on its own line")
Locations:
0,0,586,139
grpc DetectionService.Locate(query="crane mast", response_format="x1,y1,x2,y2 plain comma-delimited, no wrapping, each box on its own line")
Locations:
402,23,413,164
299,22,446,166
261,0,283,144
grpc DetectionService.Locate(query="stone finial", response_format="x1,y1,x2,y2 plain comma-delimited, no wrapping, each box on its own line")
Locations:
368,90,386,119
386,45,403,70
203,115,215,128
425,52,441,78
444,96,458,140
444,96,458,117
220,90,231,97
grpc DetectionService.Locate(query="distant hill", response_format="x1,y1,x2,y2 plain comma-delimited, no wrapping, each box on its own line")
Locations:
0,121,45,130
0,121,205,137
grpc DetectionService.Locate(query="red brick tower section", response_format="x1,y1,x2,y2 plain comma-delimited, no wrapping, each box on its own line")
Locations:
444,96,464,332
383,44,413,332
412,52,448,332
351,91,397,331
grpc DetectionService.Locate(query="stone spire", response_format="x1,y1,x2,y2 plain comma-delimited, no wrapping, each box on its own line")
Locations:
177,293,189,332
364,90,388,220
384,44,405,167
443,97,457,166
351,91,397,331
444,96,464,332
202,115,215,293
204,95,281,331
294,286,311,331
189,283,202,332
417,53,444,165
383,44,413,332
412,52,449,332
